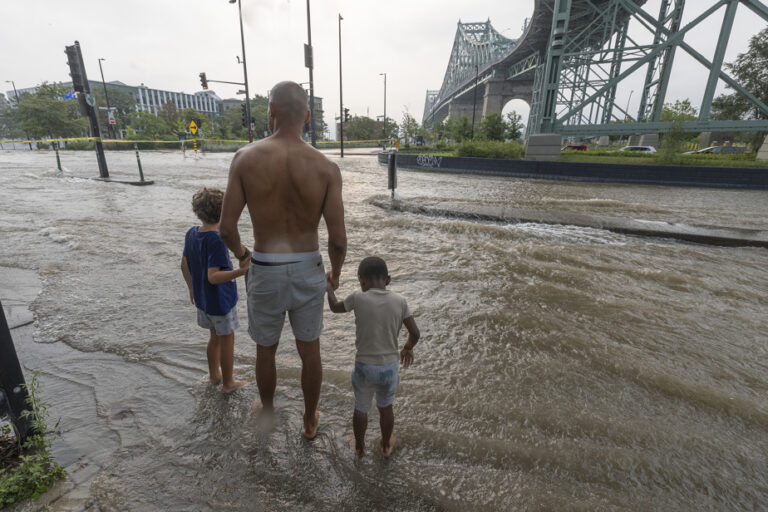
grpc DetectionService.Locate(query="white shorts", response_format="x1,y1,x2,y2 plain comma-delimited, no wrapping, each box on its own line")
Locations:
197,307,240,336
246,254,326,346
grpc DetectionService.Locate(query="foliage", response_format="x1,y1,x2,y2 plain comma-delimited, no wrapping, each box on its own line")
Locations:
712,26,768,121
660,120,688,162
0,372,65,507
343,115,397,141
9,82,87,139
454,139,523,159
214,95,269,140
401,111,420,143
560,150,768,168
445,115,473,142
477,112,505,141
504,111,524,141
660,99,698,123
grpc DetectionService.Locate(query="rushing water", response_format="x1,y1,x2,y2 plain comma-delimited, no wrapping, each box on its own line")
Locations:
1,149,767,511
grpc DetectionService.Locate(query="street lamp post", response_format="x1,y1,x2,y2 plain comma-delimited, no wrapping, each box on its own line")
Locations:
5,80,32,150
305,0,317,147
380,73,387,143
471,64,479,139
97,58,115,140
338,13,344,158
230,0,253,143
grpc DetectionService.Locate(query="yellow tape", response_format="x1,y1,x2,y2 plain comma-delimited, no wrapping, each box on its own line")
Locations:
1,137,99,144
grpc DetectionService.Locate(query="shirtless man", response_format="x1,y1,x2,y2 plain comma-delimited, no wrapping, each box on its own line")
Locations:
220,81,346,439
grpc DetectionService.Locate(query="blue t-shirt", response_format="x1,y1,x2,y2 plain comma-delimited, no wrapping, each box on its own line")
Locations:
183,226,238,316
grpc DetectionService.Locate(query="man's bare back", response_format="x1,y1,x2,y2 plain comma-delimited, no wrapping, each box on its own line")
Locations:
228,137,340,254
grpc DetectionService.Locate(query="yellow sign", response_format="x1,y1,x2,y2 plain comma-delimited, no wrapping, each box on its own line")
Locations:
189,120,198,135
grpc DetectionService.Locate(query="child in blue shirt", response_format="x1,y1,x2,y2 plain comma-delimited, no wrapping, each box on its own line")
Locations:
181,187,250,393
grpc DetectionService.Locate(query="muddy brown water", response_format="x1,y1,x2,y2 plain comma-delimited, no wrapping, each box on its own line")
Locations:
0,149,767,511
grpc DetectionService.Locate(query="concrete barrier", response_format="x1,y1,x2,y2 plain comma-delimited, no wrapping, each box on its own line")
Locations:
525,134,562,161
378,152,768,189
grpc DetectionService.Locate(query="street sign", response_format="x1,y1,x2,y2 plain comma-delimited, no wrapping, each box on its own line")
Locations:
108,112,116,125
85,94,96,107
189,120,198,135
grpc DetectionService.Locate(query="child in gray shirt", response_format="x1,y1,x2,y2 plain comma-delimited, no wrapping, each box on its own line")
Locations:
326,256,420,457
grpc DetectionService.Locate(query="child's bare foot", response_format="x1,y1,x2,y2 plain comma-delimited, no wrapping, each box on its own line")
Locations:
221,379,248,393
380,435,396,458
302,410,321,440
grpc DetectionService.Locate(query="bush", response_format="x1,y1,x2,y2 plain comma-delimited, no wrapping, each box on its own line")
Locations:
0,372,65,507
63,141,93,150
454,140,523,159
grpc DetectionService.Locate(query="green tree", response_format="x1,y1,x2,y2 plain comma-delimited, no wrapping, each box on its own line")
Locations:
477,112,505,141
11,82,86,140
504,111,524,141
343,115,377,140
127,111,171,139
92,86,136,136
401,111,420,143
661,99,698,122
445,115,472,142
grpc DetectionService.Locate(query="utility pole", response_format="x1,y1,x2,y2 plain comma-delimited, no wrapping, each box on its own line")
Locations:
471,64,478,139
305,0,317,147
5,80,32,150
380,72,387,142
231,0,253,142
338,13,344,157
97,58,115,140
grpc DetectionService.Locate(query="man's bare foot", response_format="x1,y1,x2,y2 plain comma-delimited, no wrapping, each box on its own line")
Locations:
209,375,222,386
250,403,276,431
380,435,396,458
221,380,248,393
348,434,365,457
302,410,321,440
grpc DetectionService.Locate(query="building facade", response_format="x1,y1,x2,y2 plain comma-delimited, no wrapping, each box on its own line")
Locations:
6,80,223,117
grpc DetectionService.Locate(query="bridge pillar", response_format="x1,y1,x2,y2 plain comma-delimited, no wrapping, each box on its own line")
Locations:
481,80,534,119
447,101,476,120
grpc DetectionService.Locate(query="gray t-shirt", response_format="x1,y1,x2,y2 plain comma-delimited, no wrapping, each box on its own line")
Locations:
343,289,412,364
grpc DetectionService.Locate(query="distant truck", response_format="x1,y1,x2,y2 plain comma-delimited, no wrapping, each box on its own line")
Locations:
561,144,588,151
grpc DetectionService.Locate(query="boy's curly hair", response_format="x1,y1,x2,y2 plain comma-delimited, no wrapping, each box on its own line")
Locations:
192,187,224,224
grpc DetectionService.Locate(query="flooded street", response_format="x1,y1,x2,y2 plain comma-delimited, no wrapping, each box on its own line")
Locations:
1,149,767,511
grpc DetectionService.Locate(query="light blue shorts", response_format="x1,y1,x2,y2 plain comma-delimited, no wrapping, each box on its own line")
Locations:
197,307,240,336
351,361,400,414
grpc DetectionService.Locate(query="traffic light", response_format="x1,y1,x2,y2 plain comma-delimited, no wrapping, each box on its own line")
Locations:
65,43,87,93
199,72,208,90
344,108,350,122
241,103,248,127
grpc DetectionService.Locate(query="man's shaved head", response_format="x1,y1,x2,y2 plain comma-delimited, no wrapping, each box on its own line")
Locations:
269,81,309,124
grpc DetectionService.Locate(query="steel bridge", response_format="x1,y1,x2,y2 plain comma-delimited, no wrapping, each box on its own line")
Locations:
423,0,768,138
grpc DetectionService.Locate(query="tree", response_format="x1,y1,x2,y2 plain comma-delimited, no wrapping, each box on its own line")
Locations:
477,112,505,141
127,111,170,139
661,99,698,123
445,115,472,142
401,111,420,144
92,86,136,136
712,26,768,122
11,82,86,140
504,111,524,141
214,95,269,140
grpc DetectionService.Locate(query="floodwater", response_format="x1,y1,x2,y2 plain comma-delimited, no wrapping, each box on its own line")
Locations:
1,149,767,511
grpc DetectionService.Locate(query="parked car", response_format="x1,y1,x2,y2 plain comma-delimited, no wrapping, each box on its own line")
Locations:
684,145,748,155
561,144,588,151
619,145,657,153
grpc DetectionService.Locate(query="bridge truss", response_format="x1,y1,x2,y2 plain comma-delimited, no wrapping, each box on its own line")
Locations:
535,0,768,136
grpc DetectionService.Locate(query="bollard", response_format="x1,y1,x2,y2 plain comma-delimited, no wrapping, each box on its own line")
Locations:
387,150,397,199
0,299,33,442
54,141,62,172
134,144,146,182
193,139,198,160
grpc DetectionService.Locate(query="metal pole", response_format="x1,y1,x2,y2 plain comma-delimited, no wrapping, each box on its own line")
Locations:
380,72,387,143
699,0,739,121
98,58,115,140
338,13,344,158
7,80,33,150
134,143,145,182
0,300,33,442
471,64,478,138
54,141,62,171
234,0,253,143
306,0,317,147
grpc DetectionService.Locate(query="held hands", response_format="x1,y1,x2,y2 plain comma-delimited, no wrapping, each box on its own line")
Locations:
237,247,251,270
400,347,414,369
326,271,340,291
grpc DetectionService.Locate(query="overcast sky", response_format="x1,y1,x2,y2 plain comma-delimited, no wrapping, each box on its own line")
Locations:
2,1,766,136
